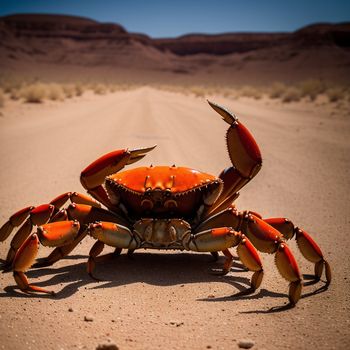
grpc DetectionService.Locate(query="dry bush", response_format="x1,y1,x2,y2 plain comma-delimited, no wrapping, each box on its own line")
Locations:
93,84,107,95
238,86,262,99
269,82,287,99
21,83,46,103
62,84,76,98
189,86,206,97
75,83,84,96
47,84,65,101
220,87,234,98
327,87,345,103
156,84,183,95
282,87,301,102
0,88,4,107
1,80,27,100
10,89,22,100
107,83,128,93
0,79,23,94
299,79,326,101
106,84,117,92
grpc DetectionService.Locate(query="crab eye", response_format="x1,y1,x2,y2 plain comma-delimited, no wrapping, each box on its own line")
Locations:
141,199,154,210
164,199,178,210
145,188,152,196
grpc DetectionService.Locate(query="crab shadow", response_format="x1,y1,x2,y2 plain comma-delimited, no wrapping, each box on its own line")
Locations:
0,253,248,298
0,253,329,312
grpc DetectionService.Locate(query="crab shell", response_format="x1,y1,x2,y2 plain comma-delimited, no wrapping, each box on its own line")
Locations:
105,165,223,218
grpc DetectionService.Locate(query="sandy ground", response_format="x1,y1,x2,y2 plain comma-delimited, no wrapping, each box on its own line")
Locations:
0,87,349,350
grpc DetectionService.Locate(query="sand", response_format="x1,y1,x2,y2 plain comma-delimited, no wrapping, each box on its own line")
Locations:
0,88,349,350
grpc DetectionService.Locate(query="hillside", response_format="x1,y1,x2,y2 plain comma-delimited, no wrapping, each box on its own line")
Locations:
0,14,349,85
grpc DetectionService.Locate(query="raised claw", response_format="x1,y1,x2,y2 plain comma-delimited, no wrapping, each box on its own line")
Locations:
208,100,262,181
128,145,157,164
80,146,156,190
207,100,238,125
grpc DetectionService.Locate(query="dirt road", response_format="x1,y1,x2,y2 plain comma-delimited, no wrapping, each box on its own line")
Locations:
0,88,349,349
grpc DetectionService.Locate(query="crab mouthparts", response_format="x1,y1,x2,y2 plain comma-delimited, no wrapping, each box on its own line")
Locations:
141,189,178,210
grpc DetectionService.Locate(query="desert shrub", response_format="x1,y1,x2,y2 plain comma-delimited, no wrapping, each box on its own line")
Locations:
62,84,76,98
189,86,206,97
10,89,22,100
238,86,262,99
0,88,4,107
47,84,64,101
0,79,23,94
75,83,84,96
282,87,301,102
299,79,326,101
327,87,344,103
108,84,131,92
21,83,46,103
93,84,107,95
221,88,233,98
106,84,116,92
269,82,287,99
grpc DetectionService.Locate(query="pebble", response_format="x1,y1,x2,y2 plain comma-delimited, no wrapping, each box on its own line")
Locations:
68,307,74,312
238,339,255,349
84,315,94,322
96,341,119,350
169,321,184,327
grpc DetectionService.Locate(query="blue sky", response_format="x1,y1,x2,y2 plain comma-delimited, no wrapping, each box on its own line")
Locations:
0,0,349,38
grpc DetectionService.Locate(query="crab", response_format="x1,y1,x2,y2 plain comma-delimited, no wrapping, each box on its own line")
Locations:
0,101,331,304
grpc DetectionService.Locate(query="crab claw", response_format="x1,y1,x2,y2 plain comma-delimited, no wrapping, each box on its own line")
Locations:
207,100,238,125
80,145,156,190
128,145,157,165
208,100,262,179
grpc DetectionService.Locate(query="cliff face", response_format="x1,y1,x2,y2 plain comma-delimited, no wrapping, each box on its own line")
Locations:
155,24,350,55
1,14,349,84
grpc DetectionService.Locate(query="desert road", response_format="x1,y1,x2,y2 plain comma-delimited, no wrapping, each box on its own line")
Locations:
0,87,349,349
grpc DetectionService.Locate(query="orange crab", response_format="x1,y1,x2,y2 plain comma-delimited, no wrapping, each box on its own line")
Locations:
0,101,331,304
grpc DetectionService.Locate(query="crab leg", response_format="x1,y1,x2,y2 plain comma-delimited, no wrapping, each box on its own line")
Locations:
265,217,331,284
12,220,80,294
241,214,303,305
196,207,305,304
80,146,156,209
88,222,139,249
33,203,129,268
2,204,55,267
0,192,100,268
87,240,105,279
86,222,140,278
189,227,264,291
207,101,262,215
0,192,99,244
